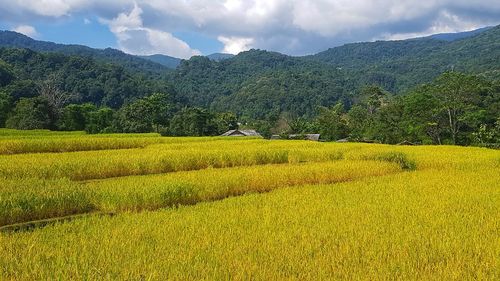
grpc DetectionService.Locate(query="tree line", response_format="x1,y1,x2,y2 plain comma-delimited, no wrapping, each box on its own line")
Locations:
273,72,498,146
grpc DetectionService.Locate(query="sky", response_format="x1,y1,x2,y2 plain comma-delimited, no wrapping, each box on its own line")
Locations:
0,0,499,59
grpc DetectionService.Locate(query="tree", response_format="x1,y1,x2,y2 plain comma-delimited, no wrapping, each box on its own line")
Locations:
86,107,114,134
401,85,444,144
358,85,389,115
432,72,483,144
0,60,15,87
115,99,154,133
6,97,54,129
0,92,12,127
315,103,348,141
38,77,73,112
146,93,175,133
4,80,38,102
168,107,217,136
214,112,238,135
346,105,369,140
58,103,97,131
371,97,405,144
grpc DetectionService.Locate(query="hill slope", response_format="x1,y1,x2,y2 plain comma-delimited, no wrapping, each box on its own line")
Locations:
308,25,500,91
0,47,176,108
170,50,348,119
0,31,170,76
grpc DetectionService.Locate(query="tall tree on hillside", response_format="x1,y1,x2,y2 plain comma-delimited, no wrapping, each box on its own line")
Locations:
432,72,484,144
168,107,217,136
401,85,444,144
38,76,73,113
359,85,389,115
86,107,114,134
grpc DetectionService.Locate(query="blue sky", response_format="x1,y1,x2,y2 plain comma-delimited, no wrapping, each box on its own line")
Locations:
1,1,499,59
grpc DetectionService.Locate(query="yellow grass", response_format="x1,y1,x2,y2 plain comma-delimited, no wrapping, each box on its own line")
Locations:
0,130,499,280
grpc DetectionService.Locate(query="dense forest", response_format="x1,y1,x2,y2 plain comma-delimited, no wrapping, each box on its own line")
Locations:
0,25,499,146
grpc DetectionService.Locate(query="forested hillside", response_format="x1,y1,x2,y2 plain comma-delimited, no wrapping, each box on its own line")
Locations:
0,31,170,75
0,26,498,145
170,50,348,119
309,25,500,91
0,48,176,108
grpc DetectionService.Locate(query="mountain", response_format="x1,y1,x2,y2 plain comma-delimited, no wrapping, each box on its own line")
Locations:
207,53,235,62
140,54,181,69
0,31,170,76
140,53,235,69
169,25,500,118
308,25,500,92
1,25,498,121
0,47,176,108
170,49,347,119
426,26,493,41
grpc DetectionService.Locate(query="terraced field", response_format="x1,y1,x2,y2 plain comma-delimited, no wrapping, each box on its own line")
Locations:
0,129,499,280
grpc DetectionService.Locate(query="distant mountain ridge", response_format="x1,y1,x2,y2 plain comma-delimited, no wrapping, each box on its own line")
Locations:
139,54,181,69
307,25,500,91
0,25,498,119
425,26,493,41
0,30,169,75
207,53,235,62
140,53,235,69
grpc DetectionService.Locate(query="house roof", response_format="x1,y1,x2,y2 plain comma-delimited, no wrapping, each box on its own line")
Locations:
221,129,261,137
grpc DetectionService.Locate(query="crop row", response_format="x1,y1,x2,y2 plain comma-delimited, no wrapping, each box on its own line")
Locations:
0,160,401,226
2,168,498,279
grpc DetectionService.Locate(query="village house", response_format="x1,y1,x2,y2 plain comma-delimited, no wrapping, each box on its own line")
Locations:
221,129,262,137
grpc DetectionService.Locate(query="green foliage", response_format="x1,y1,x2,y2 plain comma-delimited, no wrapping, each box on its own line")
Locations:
310,25,500,92
0,30,170,75
172,50,347,119
4,79,38,101
0,48,176,108
0,92,12,126
316,103,348,141
214,112,239,133
146,93,175,133
167,107,217,136
6,97,54,130
58,104,97,131
85,107,114,134
0,59,15,87
115,99,154,133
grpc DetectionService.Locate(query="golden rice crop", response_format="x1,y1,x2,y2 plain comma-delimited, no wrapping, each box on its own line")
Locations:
0,131,254,154
1,168,498,280
0,178,93,226
0,160,400,226
0,130,499,280
0,140,362,180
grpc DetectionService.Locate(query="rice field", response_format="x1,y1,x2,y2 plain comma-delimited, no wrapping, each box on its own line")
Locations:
0,129,499,280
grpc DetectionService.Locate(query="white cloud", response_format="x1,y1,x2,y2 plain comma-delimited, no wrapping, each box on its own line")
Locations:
83,18,91,24
13,25,39,38
16,0,73,17
218,36,254,54
2,0,500,55
101,4,201,59
380,10,487,41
